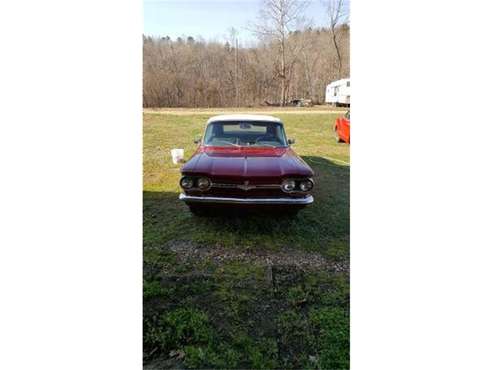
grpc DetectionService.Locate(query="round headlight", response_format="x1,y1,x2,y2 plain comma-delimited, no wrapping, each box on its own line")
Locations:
281,179,296,192
180,176,194,189
299,179,313,192
197,177,211,190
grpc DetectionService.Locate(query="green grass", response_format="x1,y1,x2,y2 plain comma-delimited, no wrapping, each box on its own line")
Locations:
143,111,350,369
144,112,349,254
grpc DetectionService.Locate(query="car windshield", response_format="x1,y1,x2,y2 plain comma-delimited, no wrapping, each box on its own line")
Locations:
203,121,288,147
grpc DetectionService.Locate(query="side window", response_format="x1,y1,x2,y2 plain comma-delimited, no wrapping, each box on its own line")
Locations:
347,81,350,87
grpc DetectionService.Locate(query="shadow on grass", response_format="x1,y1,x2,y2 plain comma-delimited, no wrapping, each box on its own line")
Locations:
143,157,349,369
143,156,348,254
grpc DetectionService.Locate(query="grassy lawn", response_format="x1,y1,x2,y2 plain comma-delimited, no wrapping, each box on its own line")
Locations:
143,111,350,369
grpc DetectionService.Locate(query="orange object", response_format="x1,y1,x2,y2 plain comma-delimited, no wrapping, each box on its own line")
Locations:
334,111,350,143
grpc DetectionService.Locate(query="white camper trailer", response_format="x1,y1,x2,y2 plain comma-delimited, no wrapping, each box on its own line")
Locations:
325,78,350,106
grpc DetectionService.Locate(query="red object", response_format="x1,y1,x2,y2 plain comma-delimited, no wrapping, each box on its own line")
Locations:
179,119,315,214
334,111,350,143
184,146,313,179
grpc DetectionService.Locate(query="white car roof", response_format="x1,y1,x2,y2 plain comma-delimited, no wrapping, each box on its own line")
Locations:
207,114,282,124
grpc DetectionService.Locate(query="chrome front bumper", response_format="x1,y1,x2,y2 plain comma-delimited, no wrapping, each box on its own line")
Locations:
179,193,314,205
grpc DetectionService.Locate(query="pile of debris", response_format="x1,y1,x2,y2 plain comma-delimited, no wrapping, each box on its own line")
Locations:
263,98,313,107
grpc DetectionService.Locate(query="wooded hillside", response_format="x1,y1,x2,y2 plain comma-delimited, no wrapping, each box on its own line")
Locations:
143,1,349,108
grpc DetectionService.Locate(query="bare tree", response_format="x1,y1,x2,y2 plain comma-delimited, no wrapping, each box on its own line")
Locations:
325,0,348,79
252,0,308,106
228,27,240,107
143,25,349,107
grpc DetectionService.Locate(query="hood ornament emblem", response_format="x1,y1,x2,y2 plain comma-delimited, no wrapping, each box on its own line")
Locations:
238,180,255,191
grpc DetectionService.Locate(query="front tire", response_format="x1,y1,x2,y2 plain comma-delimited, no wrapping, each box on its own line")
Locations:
286,208,300,217
277,207,301,217
335,128,343,143
188,205,209,216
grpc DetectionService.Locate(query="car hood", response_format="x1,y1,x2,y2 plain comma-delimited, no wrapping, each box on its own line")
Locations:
181,146,314,179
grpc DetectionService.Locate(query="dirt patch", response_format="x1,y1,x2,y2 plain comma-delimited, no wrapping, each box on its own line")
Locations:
165,240,348,273
144,241,349,368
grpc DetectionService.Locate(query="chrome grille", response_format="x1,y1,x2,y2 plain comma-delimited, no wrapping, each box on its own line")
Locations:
211,182,280,191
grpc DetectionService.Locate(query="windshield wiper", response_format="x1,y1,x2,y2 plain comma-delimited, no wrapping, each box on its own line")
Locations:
209,140,240,147
251,144,277,148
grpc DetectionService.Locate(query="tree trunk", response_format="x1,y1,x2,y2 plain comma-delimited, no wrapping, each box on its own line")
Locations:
280,40,286,106
332,30,342,78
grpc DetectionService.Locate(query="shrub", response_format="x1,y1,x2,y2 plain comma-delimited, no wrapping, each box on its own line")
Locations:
143,280,165,299
309,307,349,370
145,307,213,354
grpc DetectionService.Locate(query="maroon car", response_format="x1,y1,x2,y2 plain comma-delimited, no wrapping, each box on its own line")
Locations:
179,114,314,215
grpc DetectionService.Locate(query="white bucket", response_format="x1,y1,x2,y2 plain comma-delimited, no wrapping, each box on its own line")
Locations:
170,148,184,164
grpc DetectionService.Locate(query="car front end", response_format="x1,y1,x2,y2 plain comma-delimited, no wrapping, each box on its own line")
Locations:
177,114,315,214
179,174,314,207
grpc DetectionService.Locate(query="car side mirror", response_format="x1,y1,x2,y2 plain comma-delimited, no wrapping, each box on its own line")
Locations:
288,138,295,145
194,136,201,144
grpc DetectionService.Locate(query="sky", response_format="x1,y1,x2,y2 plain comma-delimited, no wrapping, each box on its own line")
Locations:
143,0,339,44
